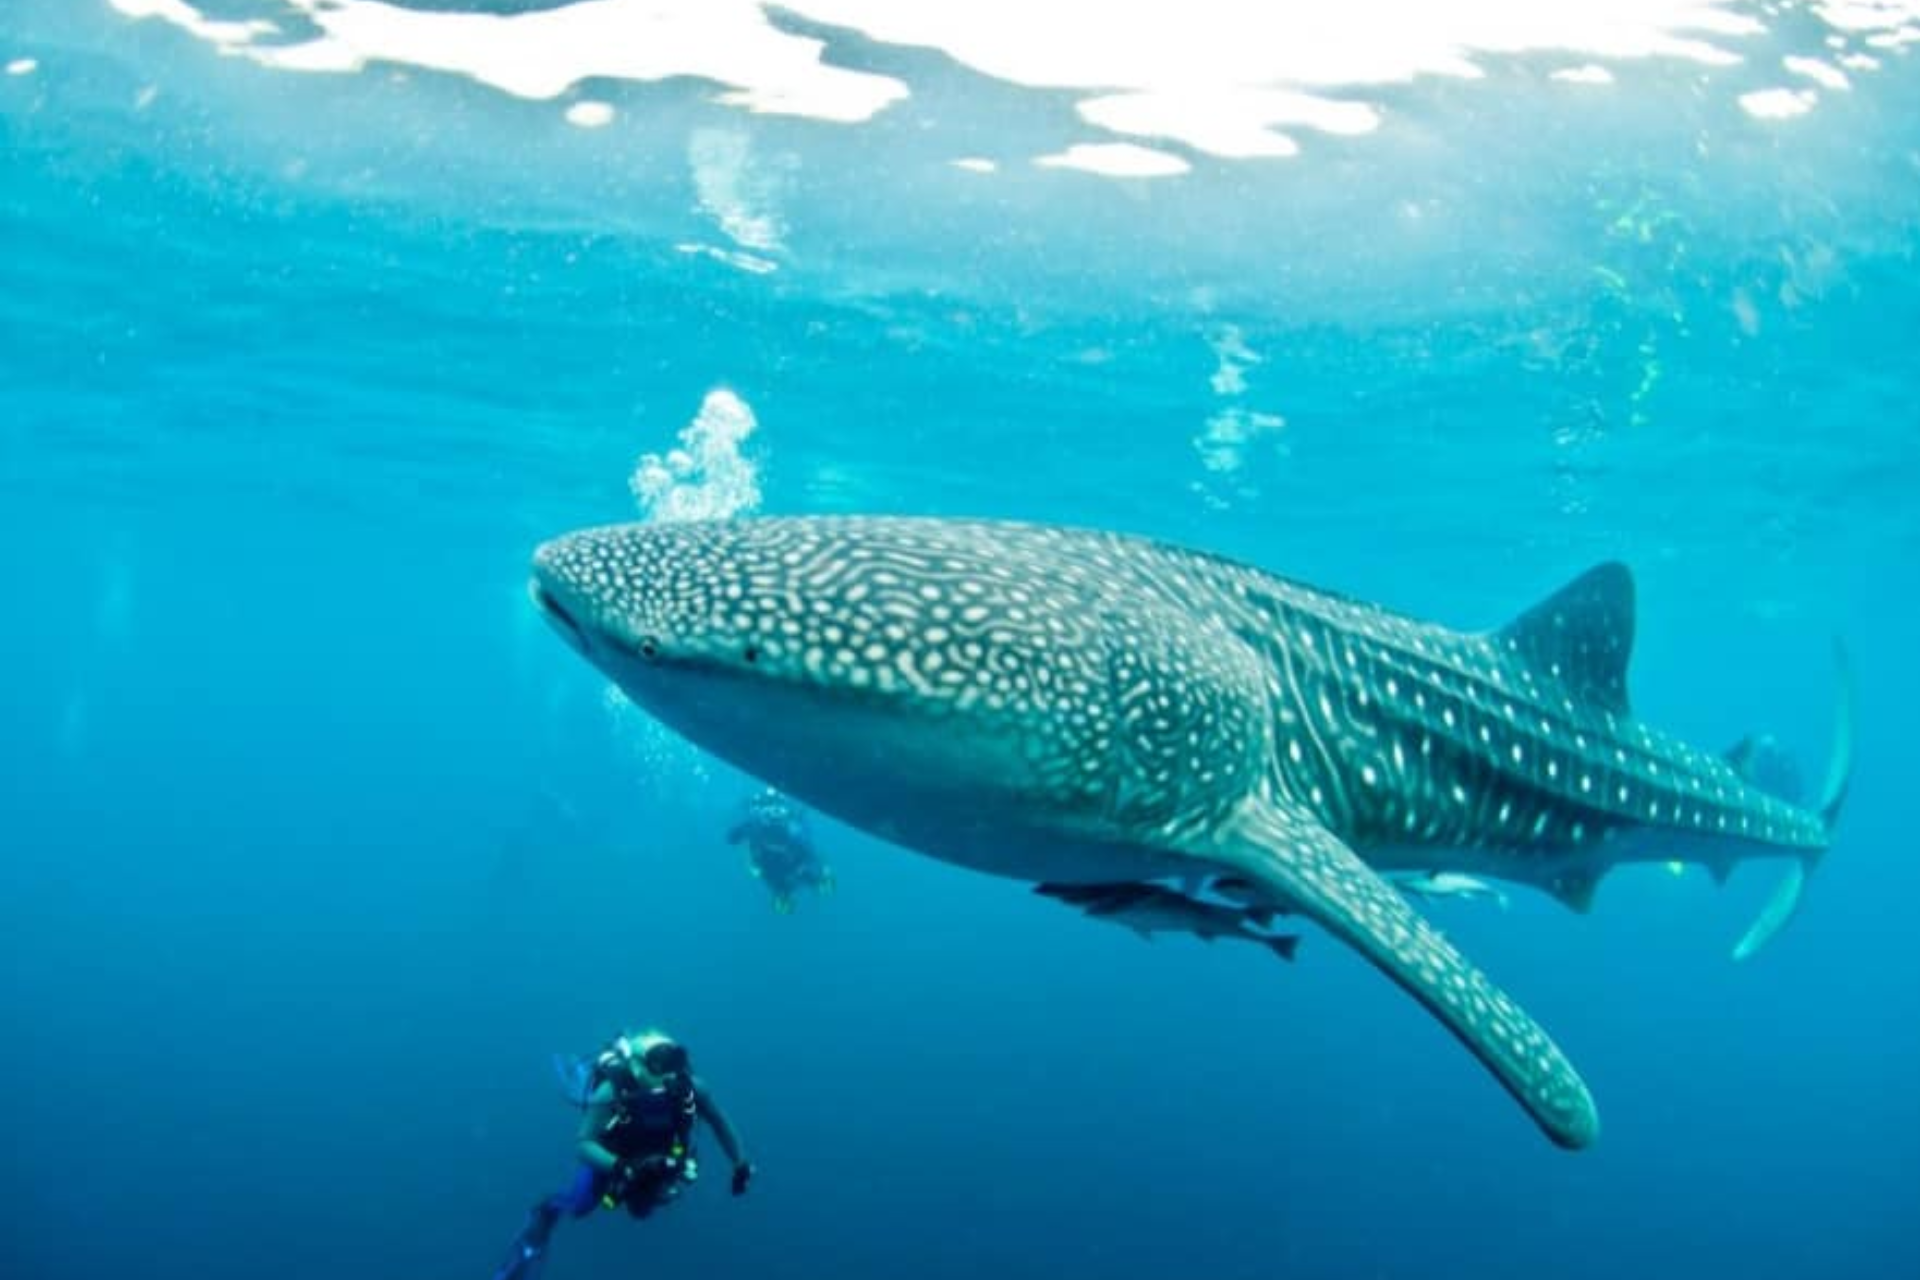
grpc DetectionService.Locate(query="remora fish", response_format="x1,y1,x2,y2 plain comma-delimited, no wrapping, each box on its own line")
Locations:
1035,881,1302,961
1386,870,1511,909
530,516,1853,1149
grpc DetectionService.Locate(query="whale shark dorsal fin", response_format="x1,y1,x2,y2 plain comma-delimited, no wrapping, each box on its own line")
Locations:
1496,562,1635,716
1210,800,1599,1150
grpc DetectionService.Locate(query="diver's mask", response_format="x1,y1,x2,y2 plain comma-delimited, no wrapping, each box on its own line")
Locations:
642,1039,691,1082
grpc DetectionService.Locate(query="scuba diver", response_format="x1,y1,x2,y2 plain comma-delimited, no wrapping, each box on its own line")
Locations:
725,787,834,913
492,1028,754,1280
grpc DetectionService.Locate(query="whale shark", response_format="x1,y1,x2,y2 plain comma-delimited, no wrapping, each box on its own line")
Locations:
530,516,1852,1150
1386,869,1511,909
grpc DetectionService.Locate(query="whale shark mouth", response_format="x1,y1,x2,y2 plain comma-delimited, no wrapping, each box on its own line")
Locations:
529,579,587,652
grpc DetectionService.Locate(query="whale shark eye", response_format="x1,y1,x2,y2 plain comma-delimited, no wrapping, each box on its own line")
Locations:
743,644,761,664
637,636,660,659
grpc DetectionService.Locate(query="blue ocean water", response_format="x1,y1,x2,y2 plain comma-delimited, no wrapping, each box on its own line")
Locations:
4,3,1918,1279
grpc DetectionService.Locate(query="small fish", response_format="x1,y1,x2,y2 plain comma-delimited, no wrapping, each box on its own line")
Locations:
1035,882,1301,963
1386,870,1511,909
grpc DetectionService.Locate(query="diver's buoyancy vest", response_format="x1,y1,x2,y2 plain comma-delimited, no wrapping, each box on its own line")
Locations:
592,1051,696,1159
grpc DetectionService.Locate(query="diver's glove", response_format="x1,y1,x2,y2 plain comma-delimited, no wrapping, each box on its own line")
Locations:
731,1161,754,1196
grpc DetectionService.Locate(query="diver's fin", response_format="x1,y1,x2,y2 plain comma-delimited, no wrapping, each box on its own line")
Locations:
1209,800,1599,1150
1495,563,1634,716
492,1204,559,1280
1544,867,1606,915
1267,933,1301,963
1731,639,1855,962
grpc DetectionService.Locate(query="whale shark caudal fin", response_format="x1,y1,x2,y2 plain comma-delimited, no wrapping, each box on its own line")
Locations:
1816,639,1856,833
1731,640,1857,963
1209,800,1599,1150
1494,562,1635,716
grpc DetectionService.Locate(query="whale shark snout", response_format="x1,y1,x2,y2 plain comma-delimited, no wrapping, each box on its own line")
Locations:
528,529,649,661
530,524,739,673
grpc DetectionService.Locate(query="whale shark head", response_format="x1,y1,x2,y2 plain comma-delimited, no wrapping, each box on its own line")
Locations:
529,518,1120,825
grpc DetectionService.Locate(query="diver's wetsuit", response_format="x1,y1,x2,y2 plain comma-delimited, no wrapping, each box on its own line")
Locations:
553,1069,746,1219
494,1044,749,1280
727,792,832,910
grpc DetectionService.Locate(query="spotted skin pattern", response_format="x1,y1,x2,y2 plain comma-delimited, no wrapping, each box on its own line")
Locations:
1227,804,1600,1147
531,517,1848,1149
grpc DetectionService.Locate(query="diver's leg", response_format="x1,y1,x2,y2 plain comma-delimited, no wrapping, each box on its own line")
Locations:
492,1169,601,1280
549,1165,603,1219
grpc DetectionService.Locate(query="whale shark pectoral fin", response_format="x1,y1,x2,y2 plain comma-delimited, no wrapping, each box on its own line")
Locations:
1208,801,1600,1151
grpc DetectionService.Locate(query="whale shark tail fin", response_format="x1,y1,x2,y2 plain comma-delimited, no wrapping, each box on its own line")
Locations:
1815,638,1855,835
1730,639,1855,962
